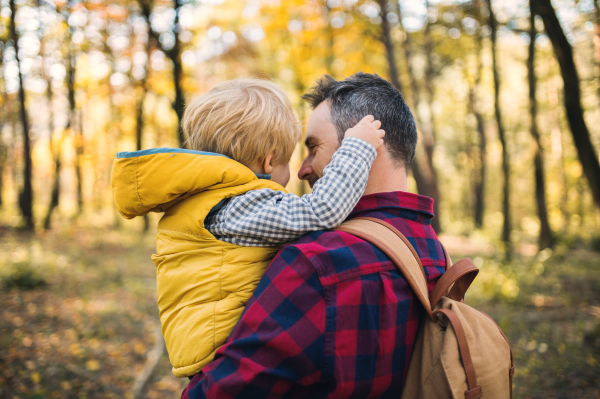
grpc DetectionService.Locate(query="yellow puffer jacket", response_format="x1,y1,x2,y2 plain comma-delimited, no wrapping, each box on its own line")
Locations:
111,148,285,377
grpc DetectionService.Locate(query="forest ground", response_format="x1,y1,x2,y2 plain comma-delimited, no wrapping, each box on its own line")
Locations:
0,224,599,399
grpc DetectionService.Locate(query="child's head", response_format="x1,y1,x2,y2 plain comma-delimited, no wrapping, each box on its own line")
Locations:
182,78,301,186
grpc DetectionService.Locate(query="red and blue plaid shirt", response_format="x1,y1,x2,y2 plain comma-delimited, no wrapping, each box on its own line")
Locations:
182,191,446,399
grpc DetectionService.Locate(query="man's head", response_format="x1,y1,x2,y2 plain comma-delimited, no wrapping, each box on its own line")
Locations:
299,73,417,188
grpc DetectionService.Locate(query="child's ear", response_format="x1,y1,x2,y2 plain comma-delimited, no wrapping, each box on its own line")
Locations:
263,150,275,174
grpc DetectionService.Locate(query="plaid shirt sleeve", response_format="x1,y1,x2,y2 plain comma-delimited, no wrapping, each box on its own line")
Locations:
183,244,325,399
204,137,376,246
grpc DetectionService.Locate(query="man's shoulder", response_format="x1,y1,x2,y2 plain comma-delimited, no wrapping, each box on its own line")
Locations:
277,228,394,285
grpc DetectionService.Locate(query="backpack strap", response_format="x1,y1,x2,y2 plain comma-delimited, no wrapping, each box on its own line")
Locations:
430,258,479,308
336,217,434,321
434,308,483,399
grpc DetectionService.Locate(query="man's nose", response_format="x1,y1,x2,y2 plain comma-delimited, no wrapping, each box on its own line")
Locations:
298,158,313,181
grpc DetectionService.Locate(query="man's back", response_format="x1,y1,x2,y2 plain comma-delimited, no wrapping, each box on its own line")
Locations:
184,191,446,399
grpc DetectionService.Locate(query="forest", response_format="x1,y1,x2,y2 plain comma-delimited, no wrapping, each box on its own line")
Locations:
0,0,599,397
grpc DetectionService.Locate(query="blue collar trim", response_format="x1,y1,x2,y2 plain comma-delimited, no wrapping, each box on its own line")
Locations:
116,147,229,159
116,147,271,180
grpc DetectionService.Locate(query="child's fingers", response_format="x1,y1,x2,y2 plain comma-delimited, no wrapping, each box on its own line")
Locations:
378,129,385,138
360,115,375,124
371,119,382,129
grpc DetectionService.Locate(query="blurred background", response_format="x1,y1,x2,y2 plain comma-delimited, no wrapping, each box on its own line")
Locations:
0,0,599,397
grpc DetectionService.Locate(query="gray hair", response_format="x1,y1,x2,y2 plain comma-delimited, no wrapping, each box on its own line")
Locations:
302,72,417,167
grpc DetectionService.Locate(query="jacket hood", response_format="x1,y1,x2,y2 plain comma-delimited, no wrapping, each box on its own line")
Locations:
112,148,277,219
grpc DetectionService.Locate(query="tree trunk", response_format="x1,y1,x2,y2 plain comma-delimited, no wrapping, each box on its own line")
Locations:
141,0,185,146
392,1,442,233
377,0,402,92
135,21,153,233
594,0,600,102
470,0,487,229
533,0,600,211
468,85,487,229
67,47,83,215
528,7,553,250
421,0,442,233
0,138,5,209
40,6,62,230
325,1,335,75
61,1,83,216
0,40,6,208
486,0,511,258
169,19,185,147
547,74,569,229
10,0,34,229
42,42,62,230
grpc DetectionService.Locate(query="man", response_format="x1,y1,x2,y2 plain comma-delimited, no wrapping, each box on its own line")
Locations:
182,73,447,398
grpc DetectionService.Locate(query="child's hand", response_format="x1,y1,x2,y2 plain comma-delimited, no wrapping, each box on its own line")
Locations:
344,115,385,150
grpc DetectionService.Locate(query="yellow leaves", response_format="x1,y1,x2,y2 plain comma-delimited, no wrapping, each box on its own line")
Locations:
61,381,72,390
134,342,147,355
86,359,100,371
588,356,597,367
121,116,136,134
121,342,132,354
27,303,38,315
70,343,81,356
23,337,32,347
45,306,57,318
65,329,77,340
49,334,60,345
31,371,40,384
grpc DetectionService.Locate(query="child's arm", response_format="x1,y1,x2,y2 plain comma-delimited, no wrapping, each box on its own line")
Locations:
206,116,384,246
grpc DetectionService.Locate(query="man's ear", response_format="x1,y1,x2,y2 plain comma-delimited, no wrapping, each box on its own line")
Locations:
262,150,275,174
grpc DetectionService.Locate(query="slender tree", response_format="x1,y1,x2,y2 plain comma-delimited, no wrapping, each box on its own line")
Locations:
381,0,442,233
42,37,60,229
420,0,442,233
532,0,600,212
594,0,600,102
134,3,154,232
547,74,569,229
59,0,83,215
377,1,421,192
40,1,63,230
528,7,553,249
10,0,34,229
324,0,336,75
486,0,511,257
377,0,401,91
141,0,185,146
0,39,6,208
469,0,487,228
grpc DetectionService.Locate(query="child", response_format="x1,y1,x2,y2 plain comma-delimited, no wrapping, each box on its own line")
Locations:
111,78,384,378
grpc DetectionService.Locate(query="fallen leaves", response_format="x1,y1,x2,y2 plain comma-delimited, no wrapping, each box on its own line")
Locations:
0,227,186,398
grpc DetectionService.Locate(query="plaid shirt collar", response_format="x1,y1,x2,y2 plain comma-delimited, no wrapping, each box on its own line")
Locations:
349,190,435,219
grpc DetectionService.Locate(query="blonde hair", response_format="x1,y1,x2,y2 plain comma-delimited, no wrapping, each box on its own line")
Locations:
182,78,302,166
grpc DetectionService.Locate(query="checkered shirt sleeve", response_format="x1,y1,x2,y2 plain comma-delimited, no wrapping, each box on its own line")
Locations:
204,137,376,246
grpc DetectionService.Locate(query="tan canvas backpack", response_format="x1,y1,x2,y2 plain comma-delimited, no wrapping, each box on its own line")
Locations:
337,217,514,399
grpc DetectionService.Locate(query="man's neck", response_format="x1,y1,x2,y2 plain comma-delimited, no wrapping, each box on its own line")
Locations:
363,148,408,196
